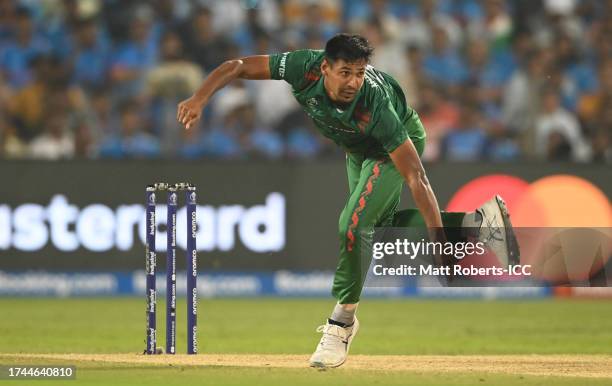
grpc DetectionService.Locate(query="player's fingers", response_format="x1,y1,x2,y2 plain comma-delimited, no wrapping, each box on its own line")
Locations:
181,111,193,125
180,107,192,124
179,101,190,119
185,118,193,129
179,109,191,124
185,115,200,129
178,103,193,123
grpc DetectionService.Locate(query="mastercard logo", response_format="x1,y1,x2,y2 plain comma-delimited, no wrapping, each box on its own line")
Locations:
446,174,611,227
447,174,612,283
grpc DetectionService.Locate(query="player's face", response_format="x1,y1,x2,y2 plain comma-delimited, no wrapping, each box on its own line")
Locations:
321,58,367,103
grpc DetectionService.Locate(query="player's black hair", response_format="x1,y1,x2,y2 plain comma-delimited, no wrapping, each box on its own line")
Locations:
324,33,374,64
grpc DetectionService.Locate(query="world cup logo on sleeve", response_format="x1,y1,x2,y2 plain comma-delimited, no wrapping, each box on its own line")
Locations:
169,193,177,205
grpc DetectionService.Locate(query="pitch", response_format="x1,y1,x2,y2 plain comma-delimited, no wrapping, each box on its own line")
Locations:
1,298,611,385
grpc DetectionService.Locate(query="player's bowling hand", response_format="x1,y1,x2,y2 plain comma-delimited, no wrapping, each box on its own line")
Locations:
177,96,206,130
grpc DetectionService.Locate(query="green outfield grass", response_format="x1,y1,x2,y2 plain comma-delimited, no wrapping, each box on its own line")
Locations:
0,298,611,385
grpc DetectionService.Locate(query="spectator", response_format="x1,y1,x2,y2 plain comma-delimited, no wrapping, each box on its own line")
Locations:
181,7,232,73
538,0,583,44
287,125,323,159
119,102,160,158
534,88,590,161
232,3,282,55
0,0,18,42
84,86,116,148
109,5,159,99
146,30,204,99
178,124,206,159
202,111,244,159
362,18,413,100
423,25,467,86
152,0,182,33
0,124,27,158
467,0,513,51
0,7,51,88
590,125,611,164
485,119,521,161
401,0,463,50
100,0,137,43
404,45,425,106
210,81,252,126
555,33,598,106
29,109,74,160
304,29,326,50
441,104,488,161
145,29,204,155
197,0,247,36
249,34,299,129
578,60,612,137
284,0,341,43
418,83,460,161
73,120,95,158
40,0,102,60
7,55,62,141
590,8,612,65
502,50,549,142
0,0,608,162
278,109,326,159
465,39,512,110
346,0,402,39
0,68,26,157
240,104,284,159
98,100,160,158
69,17,110,91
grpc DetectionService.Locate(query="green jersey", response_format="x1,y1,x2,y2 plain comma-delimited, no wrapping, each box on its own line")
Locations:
269,49,426,158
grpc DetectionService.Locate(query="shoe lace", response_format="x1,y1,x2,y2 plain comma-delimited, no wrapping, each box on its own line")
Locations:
481,213,505,243
316,324,348,348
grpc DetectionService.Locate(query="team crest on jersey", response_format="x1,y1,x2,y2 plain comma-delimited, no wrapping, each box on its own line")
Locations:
306,98,318,107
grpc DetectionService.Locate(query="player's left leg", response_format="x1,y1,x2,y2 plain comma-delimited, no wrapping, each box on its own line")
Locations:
310,156,404,368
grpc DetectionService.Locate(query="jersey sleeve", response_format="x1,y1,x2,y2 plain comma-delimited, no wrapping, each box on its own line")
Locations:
368,100,413,153
269,49,320,90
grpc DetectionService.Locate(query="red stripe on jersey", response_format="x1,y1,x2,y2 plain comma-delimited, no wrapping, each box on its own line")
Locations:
305,71,321,81
354,107,372,133
346,162,382,252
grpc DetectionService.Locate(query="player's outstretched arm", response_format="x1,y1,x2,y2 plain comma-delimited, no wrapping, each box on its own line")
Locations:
177,55,271,129
389,140,445,240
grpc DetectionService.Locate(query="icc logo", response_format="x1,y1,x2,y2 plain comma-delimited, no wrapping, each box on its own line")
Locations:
149,193,155,204
170,193,177,205
189,192,196,203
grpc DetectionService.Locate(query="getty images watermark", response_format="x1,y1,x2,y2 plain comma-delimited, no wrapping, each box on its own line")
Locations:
370,238,531,278
359,227,612,288
361,228,541,287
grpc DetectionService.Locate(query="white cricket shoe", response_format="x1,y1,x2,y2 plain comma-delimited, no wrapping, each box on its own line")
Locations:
309,318,359,368
471,195,520,266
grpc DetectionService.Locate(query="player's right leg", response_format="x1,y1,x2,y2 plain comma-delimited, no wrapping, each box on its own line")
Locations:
464,195,520,266
392,196,520,267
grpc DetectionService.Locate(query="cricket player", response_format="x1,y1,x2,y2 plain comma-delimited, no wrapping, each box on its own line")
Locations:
177,34,518,368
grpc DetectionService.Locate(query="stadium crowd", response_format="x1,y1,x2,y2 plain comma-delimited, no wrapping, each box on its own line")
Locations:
0,0,610,162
